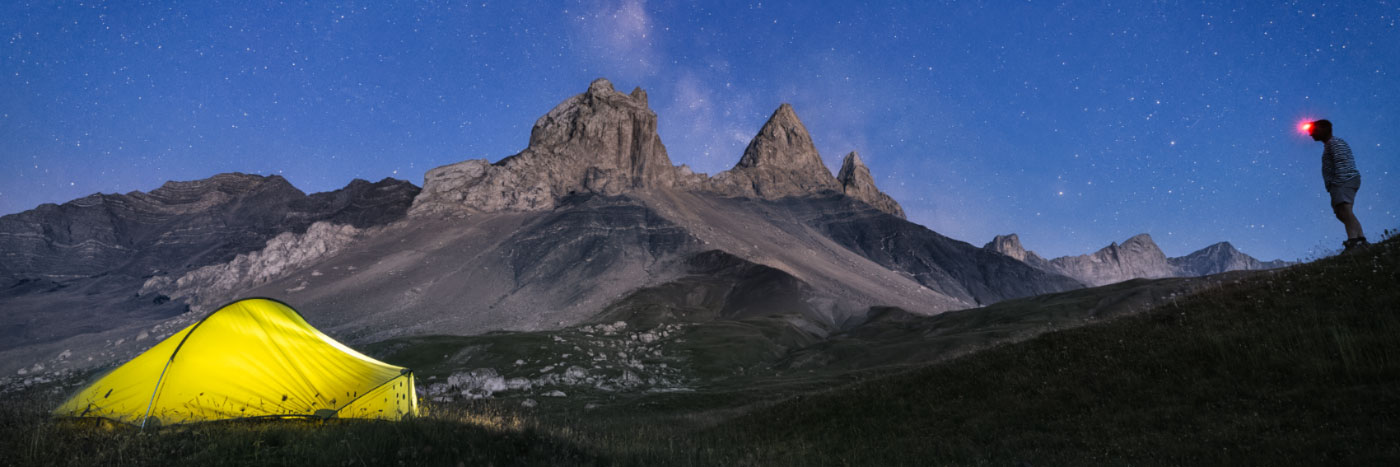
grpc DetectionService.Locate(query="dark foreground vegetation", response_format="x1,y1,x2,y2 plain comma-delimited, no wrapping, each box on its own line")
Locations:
3,235,1397,466
702,235,1400,466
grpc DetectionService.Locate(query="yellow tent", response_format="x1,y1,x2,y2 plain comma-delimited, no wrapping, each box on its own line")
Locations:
54,298,417,426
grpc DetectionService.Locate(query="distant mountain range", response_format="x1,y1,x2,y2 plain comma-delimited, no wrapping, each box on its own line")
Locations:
0,78,1286,381
984,233,1291,286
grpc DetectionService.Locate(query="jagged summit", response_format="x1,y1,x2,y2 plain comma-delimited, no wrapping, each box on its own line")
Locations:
410,79,906,216
836,151,905,219
526,77,675,188
411,78,677,216
734,104,818,170
709,103,841,199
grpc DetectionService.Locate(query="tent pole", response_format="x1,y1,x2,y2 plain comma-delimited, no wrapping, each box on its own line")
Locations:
140,356,176,430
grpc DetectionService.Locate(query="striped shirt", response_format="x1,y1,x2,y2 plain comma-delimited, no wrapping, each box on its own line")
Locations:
1322,137,1360,188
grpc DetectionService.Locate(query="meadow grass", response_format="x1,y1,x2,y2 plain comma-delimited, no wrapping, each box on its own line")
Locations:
685,236,1400,466
0,394,613,466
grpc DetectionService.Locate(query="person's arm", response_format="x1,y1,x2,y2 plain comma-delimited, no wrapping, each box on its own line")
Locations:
1322,144,1336,189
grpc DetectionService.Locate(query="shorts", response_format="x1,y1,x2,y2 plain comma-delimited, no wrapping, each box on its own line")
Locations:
1328,177,1360,207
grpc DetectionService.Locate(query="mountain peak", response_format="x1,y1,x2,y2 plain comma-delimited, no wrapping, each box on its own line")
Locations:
735,103,821,170
411,78,675,216
708,104,840,199
1099,233,1165,260
587,77,615,95
1123,233,1156,246
768,103,801,127
1204,241,1238,252
1171,241,1287,276
984,233,1050,265
837,151,905,218
984,233,1028,261
840,150,864,168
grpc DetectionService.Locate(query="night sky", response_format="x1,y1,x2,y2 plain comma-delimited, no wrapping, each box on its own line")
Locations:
3,1,1397,261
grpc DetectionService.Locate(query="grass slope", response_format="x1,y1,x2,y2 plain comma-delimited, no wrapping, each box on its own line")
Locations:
0,401,608,466
698,237,1400,465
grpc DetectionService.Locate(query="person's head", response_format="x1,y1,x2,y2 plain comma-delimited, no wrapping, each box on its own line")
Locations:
1309,119,1333,142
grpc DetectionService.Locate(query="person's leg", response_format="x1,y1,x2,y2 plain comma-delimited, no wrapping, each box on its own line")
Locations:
1344,203,1365,241
1333,202,1364,240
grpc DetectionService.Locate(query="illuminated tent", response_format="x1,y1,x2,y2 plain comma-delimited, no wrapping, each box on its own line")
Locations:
54,297,417,426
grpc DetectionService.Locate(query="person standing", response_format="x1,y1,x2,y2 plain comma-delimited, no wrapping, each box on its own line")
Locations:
1307,119,1367,251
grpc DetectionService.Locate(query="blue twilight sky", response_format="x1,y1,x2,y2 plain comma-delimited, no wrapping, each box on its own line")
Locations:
2,1,1397,261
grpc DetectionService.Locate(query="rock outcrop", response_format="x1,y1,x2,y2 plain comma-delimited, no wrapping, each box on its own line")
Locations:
300,178,423,228
141,221,363,312
707,104,842,199
983,234,1051,268
836,152,905,219
985,233,1291,286
410,79,678,217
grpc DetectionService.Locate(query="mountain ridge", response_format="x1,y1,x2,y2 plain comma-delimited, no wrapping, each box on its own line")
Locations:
984,232,1292,286
0,175,419,355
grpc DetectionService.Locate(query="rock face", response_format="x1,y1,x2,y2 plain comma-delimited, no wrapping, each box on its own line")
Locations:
593,249,820,327
985,233,1292,286
410,79,677,217
836,152,905,219
800,196,1084,306
707,103,842,199
301,178,423,228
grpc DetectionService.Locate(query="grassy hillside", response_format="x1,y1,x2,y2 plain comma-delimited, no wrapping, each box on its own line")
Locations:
693,236,1400,465
3,236,1395,466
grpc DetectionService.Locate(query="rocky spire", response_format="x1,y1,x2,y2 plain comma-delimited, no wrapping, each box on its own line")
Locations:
836,151,905,218
708,104,841,199
410,78,678,216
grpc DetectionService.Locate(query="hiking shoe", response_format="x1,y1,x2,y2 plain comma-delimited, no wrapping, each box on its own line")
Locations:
1342,237,1370,252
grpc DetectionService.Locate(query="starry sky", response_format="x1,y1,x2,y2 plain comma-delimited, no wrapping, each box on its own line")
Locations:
2,1,1397,261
